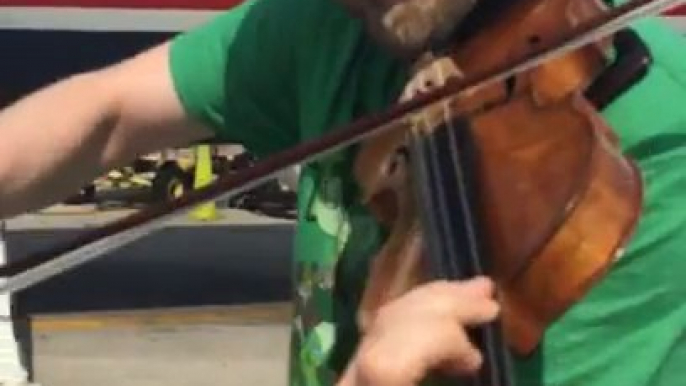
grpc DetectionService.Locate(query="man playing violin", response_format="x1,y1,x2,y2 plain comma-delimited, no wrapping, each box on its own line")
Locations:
0,0,685,385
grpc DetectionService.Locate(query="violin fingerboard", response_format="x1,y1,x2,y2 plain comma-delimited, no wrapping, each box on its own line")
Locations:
410,118,484,280
409,119,515,386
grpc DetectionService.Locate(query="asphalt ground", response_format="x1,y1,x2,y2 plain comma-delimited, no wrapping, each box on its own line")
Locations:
28,307,292,386
30,321,291,386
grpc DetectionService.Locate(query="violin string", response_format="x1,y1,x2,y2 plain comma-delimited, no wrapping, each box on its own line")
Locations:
436,63,464,278
438,66,482,279
433,66,512,386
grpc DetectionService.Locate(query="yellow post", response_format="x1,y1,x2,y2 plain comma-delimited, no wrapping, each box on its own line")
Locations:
190,145,220,221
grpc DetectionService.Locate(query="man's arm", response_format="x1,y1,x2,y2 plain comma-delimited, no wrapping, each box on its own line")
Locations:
0,0,300,219
0,42,212,219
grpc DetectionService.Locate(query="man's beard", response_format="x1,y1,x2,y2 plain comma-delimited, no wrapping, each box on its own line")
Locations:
358,0,480,59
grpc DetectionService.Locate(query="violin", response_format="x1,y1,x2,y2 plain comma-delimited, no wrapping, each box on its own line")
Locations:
354,0,646,383
0,0,677,383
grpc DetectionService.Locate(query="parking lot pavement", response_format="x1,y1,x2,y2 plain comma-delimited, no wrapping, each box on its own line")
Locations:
31,323,291,386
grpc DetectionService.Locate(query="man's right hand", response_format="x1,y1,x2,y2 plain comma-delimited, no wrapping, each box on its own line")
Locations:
0,42,212,218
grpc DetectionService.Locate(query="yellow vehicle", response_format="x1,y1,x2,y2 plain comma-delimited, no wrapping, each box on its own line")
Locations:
64,146,298,218
66,150,198,207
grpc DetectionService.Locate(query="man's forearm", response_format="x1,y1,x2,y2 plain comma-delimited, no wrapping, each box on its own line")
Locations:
0,71,125,218
0,41,213,219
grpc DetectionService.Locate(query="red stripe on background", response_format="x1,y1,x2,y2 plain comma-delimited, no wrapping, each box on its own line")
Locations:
2,0,683,13
665,4,686,15
1,1,682,15
0,0,243,10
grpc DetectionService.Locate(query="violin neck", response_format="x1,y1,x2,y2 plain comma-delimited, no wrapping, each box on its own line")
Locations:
409,119,514,386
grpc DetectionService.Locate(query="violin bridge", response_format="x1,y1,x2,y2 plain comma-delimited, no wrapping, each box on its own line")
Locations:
401,54,462,102
402,54,466,136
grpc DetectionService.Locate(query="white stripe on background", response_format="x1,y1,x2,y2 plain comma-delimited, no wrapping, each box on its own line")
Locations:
0,6,220,32
664,16,686,31
0,6,684,33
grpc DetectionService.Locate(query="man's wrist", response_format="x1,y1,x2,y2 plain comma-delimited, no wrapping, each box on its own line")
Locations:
335,354,361,386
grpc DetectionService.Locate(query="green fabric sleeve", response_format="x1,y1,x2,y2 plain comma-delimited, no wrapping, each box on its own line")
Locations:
168,0,300,157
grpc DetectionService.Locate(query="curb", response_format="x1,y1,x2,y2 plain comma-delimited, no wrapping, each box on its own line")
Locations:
23,303,292,333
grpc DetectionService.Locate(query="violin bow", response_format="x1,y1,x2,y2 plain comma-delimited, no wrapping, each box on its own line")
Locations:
0,0,682,294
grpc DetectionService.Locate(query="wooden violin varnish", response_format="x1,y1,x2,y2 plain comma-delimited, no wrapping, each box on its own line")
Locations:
355,0,644,383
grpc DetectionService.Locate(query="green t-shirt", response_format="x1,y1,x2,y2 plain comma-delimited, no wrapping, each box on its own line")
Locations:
169,1,686,385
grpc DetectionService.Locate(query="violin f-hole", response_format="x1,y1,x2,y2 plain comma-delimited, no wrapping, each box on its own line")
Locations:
504,77,517,101
386,146,411,178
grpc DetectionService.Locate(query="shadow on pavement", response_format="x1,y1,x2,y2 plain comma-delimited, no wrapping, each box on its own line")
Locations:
5,223,295,315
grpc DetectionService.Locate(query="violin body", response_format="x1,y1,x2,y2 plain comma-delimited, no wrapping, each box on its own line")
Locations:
354,0,643,366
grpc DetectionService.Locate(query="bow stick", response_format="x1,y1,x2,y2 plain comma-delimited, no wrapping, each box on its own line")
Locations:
0,0,682,294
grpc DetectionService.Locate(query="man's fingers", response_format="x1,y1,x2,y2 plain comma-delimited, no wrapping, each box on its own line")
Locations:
417,278,500,325
455,276,495,298
434,323,484,375
455,295,500,326
355,321,483,386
